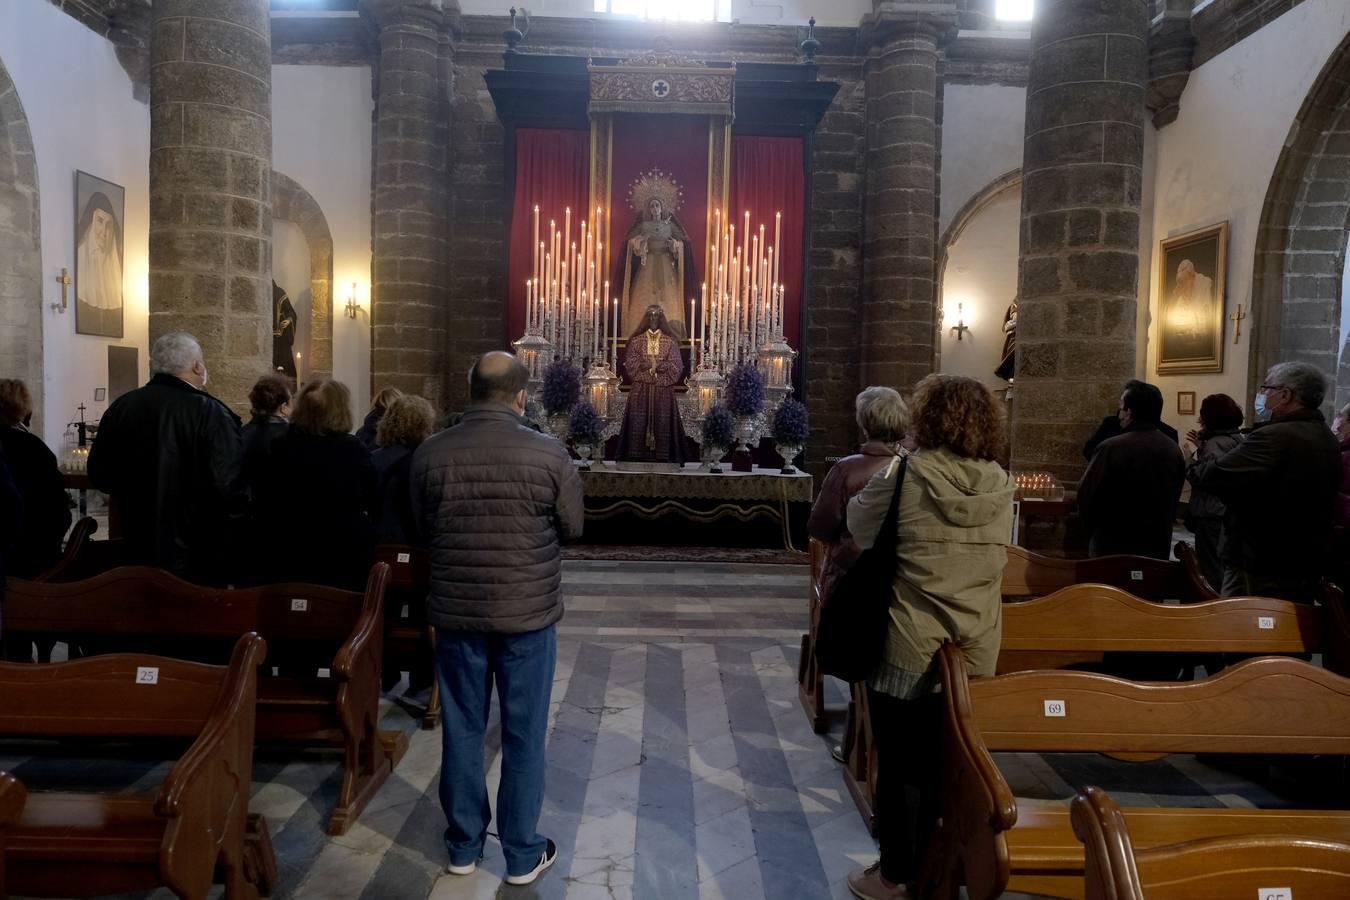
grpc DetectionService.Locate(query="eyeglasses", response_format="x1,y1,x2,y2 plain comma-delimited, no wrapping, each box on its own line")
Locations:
1259,384,1290,394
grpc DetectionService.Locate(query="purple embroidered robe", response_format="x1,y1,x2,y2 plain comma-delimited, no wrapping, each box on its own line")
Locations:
617,331,687,464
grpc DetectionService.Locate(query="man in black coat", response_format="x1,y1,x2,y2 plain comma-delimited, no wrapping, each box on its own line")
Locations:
1082,378,1180,459
1078,380,1186,560
1190,361,1341,602
88,332,244,585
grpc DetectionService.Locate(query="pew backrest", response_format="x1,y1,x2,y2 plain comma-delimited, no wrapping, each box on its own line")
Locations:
945,642,1350,757
1000,583,1321,656
1071,785,1350,900
1172,540,1220,601
3,565,383,672
1001,545,1077,600
1001,544,1215,603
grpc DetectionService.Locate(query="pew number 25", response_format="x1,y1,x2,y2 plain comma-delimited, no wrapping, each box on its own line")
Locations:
135,666,159,685
1043,700,1065,717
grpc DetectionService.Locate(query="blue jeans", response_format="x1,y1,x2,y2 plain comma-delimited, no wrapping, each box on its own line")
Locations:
435,625,556,876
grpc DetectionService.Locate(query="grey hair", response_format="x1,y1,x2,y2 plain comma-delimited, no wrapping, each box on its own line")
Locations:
855,386,910,443
1266,361,1328,409
150,332,204,376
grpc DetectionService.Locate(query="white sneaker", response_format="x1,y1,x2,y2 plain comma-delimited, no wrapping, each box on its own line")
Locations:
504,838,557,886
445,859,477,876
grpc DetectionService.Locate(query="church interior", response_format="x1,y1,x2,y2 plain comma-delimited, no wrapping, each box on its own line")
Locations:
4,0,1350,897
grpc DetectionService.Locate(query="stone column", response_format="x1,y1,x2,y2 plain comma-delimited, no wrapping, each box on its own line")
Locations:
369,0,451,410
1011,0,1149,481
858,2,957,392
149,0,273,411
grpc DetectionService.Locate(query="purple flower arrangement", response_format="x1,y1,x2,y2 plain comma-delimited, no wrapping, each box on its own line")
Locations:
702,405,737,449
723,362,765,417
771,399,810,446
567,400,606,446
541,358,581,415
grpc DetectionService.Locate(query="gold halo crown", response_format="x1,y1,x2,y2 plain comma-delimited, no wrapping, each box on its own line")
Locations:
628,169,683,216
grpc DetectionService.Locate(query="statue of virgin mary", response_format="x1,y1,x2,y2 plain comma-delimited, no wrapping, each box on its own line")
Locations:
620,170,696,341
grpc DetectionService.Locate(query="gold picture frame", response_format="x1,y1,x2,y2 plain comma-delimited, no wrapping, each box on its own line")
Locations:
1157,222,1228,375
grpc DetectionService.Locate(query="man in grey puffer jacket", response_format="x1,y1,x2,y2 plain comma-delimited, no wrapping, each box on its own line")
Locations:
411,351,583,886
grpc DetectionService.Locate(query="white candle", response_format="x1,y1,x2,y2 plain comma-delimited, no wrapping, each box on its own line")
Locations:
612,297,619,369
532,205,540,294
689,296,695,350
700,282,707,366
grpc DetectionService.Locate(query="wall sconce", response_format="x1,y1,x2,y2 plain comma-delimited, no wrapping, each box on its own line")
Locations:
345,282,363,320
949,302,971,342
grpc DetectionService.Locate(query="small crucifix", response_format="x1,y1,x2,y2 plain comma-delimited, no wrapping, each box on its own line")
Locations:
1229,303,1246,344
53,267,71,313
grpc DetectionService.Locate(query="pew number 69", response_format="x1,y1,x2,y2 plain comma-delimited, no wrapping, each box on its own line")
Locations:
1259,889,1292,900
1043,700,1065,717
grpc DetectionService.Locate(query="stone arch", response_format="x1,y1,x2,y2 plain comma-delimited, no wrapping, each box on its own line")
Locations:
1250,30,1350,410
936,169,1021,376
0,56,43,433
271,170,333,381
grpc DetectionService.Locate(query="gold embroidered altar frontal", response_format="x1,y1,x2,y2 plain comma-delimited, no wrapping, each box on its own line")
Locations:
577,462,813,551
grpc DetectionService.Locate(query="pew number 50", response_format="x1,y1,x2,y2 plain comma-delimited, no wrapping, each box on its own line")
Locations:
1043,700,1066,717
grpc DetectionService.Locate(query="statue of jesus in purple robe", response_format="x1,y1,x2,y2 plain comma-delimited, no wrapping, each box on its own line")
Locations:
616,305,688,464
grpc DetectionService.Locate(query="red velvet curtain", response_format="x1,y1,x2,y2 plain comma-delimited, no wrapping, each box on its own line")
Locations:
728,136,806,349
508,129,591,343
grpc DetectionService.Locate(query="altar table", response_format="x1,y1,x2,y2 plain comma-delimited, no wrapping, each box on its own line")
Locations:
577,462,813,551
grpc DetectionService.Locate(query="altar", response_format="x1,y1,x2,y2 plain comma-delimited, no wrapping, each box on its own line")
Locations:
577,461,813,552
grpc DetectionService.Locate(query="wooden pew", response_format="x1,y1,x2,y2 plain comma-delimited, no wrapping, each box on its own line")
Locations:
1,563,403,836
34,516,129,585
1172,540,1220,601
0,634,273,900
372,545,440,730
931,645,1350,900
1071,785,1350,900
1003,544,1215,603
840,583,1323,835
0,771,24,898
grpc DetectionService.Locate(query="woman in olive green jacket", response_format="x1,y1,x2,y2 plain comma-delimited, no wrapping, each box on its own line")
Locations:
844,374,1014,900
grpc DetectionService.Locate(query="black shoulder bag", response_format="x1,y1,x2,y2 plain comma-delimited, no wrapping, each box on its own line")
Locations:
815,455,907,684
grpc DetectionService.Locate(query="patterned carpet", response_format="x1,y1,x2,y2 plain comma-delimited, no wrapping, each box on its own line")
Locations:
3,559,1327,900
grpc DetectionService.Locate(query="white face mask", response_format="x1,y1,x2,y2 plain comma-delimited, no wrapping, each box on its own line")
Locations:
1253,390,1270,422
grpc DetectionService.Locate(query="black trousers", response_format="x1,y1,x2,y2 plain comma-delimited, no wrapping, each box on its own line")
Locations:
868,687,942,887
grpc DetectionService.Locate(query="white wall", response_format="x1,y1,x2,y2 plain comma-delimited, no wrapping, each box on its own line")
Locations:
271,65,373,423
1145,0,1350,425
939,183,1020,390
0,0,150,448
939,81,1026,235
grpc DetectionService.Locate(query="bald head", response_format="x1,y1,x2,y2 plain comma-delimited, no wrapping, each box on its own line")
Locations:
469,351,530,407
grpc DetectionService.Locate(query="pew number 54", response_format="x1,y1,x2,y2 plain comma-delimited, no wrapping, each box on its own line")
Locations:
1043,700,1066,717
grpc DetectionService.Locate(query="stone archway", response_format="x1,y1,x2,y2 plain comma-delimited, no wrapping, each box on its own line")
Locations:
1250,31,1350,409
0,56,43,432
936,169,1022,379
271,170,333,381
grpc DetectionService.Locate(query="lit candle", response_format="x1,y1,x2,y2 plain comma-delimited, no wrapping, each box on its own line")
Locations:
532,205,540,293
742,211,750,286
700,282,707,366
611,297,619,369
689,296,695,349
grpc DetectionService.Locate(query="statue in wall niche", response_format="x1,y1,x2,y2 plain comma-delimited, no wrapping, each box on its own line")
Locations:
272,281,297,379
620,170,695,341
995,296,1017,382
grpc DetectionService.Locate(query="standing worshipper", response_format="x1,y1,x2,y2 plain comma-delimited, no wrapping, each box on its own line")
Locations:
87,332,243,584
257,378,376,590
357,386,404,451
412,352,583,886
372,393,436,545
240,374,292,500
844,375,1014,900
0,447,20,609
0,379,72,577
1078,380,1186,560
1182,394,1244,589
616,305,687,464
1189,362,1341,601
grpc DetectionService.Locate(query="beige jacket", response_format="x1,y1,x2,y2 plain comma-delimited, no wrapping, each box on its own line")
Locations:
847,447,1014,694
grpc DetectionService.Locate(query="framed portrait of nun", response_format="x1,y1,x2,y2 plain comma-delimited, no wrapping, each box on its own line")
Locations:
74,170,125,338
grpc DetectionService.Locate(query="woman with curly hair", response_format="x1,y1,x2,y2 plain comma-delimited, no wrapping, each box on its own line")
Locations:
373,394,437,544
844,374,1014,900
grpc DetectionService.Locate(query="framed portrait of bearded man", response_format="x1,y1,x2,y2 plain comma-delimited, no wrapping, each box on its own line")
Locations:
74,170,125,338
1156,222,1227,375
